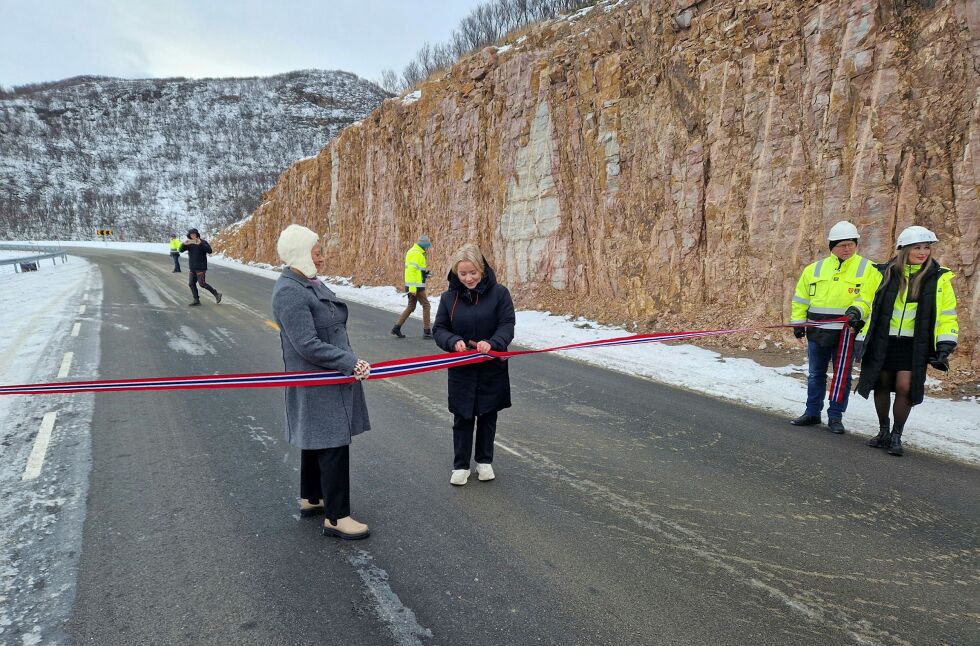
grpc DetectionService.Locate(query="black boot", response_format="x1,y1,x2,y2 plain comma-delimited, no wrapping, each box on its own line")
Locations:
827,419,846,434
867,420,891,448
189,299,201,306
390,325,405,338
422,328,433,340
887,426,904,456
790,414,821,426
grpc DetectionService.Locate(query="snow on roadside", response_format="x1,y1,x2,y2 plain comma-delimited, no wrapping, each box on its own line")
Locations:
0,256,101,644
23,240,171,253
0,257,94,419
18,241,980,465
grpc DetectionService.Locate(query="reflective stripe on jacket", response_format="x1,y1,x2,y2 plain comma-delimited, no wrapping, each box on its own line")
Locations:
404,243,427,294
791,253,873,340
868,264,959,344
856,260,958,406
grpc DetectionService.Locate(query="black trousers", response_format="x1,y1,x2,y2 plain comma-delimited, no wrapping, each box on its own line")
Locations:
452,411,497,470
170,251,181,271
188,270,218,300
300,446,350,523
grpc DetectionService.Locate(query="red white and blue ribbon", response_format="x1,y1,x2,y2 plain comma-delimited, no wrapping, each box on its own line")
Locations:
829,324,856,404
0,320,849,396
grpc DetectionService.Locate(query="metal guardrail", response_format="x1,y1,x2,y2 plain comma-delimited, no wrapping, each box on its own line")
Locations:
0,243,63,252
0,244,69,272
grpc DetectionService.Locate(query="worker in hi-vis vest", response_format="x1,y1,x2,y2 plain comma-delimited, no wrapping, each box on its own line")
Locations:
169,233,182,272
789,221,873,435
391,235,433,339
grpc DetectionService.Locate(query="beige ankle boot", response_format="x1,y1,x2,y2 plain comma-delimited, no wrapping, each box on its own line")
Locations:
323,516,370,540
299,498,324,517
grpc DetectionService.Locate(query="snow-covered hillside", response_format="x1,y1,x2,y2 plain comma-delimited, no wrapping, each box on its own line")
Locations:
0,70,390,240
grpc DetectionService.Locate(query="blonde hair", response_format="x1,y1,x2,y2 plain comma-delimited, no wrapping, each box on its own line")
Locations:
877,247,937,302
450,243,485,275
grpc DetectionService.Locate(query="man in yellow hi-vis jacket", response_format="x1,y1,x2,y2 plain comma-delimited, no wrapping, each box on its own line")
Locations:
789,221,873,434
169,233,182,272
392,235,433,339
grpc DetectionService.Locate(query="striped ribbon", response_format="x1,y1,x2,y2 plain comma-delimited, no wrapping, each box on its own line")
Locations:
829,324,856,404
0,320,849,396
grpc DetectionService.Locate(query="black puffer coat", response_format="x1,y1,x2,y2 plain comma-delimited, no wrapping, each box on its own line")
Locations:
432,261,516,418
179,239,212,271
857,260,947,406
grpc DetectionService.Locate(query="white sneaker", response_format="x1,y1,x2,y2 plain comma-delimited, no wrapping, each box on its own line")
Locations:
450,469,470,485
475,463,495,481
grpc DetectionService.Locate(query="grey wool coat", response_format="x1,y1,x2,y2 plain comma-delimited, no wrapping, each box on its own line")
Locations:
271,267,370,449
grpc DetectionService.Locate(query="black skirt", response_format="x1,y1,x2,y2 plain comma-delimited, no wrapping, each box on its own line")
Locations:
881,337,915,372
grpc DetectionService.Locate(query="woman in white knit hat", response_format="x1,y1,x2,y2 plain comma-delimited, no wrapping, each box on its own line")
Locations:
271,224,372,539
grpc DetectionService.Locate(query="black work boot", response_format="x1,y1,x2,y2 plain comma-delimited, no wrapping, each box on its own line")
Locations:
390,325,405,338
867,419,890,448
422,328,433,340
790,414,821,426
189,299,201,306
828,419,846,434
215,292,222,304
887,427,904,457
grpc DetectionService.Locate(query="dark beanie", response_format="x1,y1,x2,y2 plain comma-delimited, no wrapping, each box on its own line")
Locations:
829,238,858,251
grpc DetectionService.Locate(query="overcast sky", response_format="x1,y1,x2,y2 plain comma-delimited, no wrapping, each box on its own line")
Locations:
0,0,485,88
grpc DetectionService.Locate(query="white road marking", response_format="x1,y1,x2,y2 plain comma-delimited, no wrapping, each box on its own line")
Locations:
57,352,74,378
71,322,81,337
347,549,433,645
22,412,58,481
494,442,522,457
78,305,86,315
226,298,269,320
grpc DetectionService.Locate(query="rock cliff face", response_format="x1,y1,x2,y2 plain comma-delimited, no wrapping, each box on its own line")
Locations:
216,0,979,369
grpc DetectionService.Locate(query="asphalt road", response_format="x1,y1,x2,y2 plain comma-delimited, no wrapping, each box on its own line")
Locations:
65,250,978,646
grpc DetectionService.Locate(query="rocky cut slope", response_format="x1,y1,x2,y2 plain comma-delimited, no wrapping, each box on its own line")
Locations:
216,0,979,369
0,70,389,240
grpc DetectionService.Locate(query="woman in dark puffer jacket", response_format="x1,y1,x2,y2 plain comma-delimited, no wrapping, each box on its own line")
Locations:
432,243,516,485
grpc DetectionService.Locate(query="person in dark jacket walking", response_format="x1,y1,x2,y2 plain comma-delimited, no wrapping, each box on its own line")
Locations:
433,243,515,485
272,224,372,539
179,228,222,306
854,226,959,457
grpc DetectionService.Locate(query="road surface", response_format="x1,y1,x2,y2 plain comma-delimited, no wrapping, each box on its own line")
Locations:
42,250,980,645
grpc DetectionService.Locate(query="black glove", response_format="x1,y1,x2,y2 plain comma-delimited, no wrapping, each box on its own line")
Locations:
852,339,865,362
421,269,431,281
844,306,865,332
929,341,956,371
793,326,806,339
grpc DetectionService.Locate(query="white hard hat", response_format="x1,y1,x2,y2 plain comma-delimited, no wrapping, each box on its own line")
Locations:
827,221,860,241
896,225,938,249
